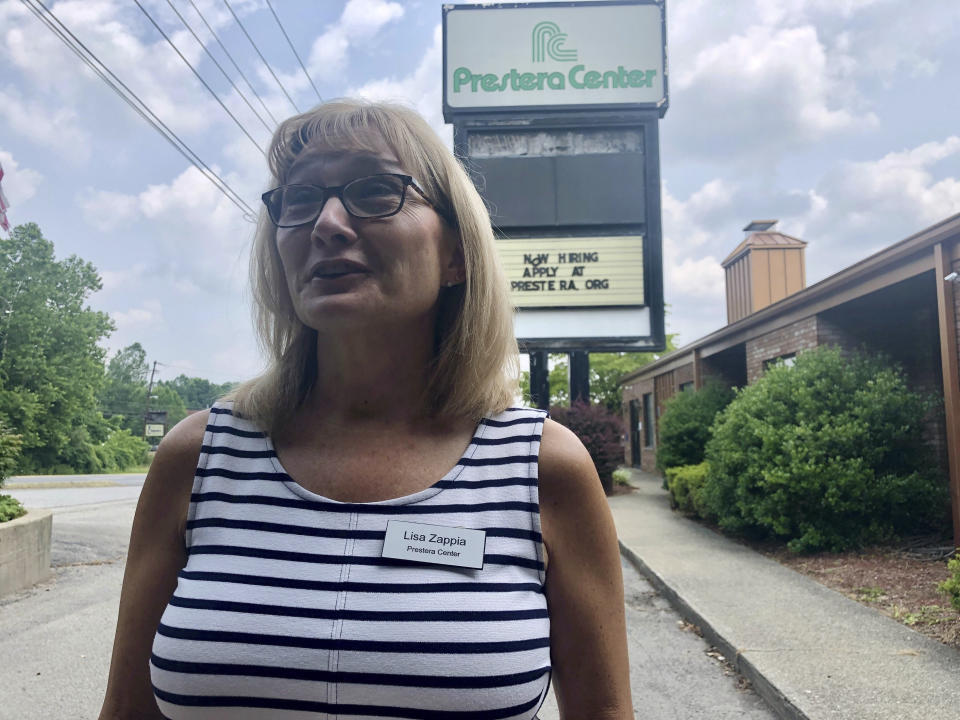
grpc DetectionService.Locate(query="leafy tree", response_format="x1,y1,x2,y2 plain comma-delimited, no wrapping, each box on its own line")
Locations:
152,383,187,429
100,343,150,434
0,223,114,472
167,374,237,409
590,339,677,411
100,344,192,435
519,336,676,409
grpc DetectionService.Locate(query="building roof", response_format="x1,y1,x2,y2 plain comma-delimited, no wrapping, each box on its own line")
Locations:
621,211,960,386
721,231,808,268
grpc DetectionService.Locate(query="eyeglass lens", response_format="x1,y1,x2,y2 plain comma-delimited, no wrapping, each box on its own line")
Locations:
272,175,408,226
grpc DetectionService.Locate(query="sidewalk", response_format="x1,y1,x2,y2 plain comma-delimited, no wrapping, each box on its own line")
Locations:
609,469,960,720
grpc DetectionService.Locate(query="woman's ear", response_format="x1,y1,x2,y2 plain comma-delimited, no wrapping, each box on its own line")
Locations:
444,234,466,286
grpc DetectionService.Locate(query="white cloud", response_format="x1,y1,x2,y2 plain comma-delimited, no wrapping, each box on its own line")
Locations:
349,24,449,145
112,299,163,330
98,263,147,293
80,164,255,296
1,0,265,146
79,188,139,231
0,86,91,162
0,149,43,205
671,24,876,163
302,0,405,82
667,255,726,301
801,136,960,278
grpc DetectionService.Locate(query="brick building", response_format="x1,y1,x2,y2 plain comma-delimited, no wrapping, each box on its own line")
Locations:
620,214,960,540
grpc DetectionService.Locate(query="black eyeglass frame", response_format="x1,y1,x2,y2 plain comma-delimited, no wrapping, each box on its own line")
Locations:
261,173,442,228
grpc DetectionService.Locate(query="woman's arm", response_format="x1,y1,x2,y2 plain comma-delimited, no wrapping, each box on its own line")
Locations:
539,418,633,720
98,411,208,720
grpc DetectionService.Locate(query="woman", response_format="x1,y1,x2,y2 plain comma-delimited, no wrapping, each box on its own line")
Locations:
99,99,632,720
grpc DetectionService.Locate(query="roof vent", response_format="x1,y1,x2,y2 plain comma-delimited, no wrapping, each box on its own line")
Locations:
743,219,778,237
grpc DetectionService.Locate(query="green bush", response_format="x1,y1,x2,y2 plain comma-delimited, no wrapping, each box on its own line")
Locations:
550,401,625,494
0,494,26,522
665,462,710,516
702,347,947,553
612,468,631,486
938,554,960,612
96,428,150,472
656,382,734,471
0,425,25,522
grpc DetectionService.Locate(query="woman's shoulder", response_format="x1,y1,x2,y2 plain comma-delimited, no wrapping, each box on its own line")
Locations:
158,409,210,458
538,418,599,495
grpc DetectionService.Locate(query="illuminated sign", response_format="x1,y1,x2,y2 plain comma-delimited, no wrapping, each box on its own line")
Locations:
444,2,666,112
498,236,644,307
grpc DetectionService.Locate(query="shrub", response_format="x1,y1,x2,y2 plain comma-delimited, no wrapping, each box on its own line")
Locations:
97,428,150,472
612,468,631,486
550,401,625,494
938,555,960,612
702,347,947,553
656,382,734,471
0,494,26,522
0,426,23,485
665,462,710,516
0,425,25,522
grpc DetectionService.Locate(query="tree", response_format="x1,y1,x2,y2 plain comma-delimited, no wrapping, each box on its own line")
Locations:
100,343,150,434
0,223,114,472
519,336,676,410
100,345,194,435
152,383,187,429
589,339,677,411
167,374,237,409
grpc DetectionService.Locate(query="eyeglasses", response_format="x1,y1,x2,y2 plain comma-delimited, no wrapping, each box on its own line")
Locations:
261,173,439,228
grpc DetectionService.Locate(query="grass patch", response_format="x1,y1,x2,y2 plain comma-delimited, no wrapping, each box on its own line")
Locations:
856,586,887,602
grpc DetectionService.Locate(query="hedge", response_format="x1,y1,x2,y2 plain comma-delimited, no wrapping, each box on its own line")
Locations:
701,346,947,553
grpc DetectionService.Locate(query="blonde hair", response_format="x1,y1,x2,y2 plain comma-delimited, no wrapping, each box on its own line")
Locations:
231,99,519,434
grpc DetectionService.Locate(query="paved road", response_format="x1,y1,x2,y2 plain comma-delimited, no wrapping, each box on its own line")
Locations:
0,482,777,719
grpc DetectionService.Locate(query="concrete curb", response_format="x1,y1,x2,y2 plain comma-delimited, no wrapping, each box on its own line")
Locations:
617,539,807,720
0,508,52,598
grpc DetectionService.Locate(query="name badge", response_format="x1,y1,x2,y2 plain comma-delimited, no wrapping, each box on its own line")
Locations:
382,520,486,569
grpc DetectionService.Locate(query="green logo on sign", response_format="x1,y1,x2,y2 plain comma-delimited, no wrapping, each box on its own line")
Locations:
532,21,578,63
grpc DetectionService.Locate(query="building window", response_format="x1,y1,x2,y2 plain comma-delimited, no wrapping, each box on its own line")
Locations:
642,393,655,448
764,353,796,370
679,381,695,392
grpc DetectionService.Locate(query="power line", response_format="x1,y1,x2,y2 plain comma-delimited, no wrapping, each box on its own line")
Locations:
133,0,264,154
21,0,257,221
163,0,274,134
221,0,301,115
185,0,279,127
265,0,322,104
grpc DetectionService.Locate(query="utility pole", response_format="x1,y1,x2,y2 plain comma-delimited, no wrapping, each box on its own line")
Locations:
143,360,158,437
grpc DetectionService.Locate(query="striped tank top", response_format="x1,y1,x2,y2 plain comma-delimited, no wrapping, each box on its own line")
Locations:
151,402,552,719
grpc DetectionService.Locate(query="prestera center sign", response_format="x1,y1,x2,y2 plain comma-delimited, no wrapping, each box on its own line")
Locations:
444,3,666,111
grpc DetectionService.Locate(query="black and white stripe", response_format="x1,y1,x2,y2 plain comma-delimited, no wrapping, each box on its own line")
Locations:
151,402,551,720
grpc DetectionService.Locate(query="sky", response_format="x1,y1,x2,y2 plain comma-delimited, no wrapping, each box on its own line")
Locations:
1,0,959,384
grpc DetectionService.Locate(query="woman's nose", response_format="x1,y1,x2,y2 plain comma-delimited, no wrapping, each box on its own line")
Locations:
310,194,357,246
